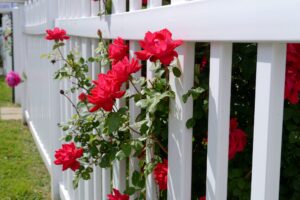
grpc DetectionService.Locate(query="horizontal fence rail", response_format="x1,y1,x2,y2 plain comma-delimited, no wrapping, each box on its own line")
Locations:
7,0,297,199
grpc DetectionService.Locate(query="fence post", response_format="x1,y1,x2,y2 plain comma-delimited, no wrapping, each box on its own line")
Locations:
251,43,286,200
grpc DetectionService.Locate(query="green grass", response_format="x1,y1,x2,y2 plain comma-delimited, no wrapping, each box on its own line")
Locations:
0,120,51,200
0,75,14,107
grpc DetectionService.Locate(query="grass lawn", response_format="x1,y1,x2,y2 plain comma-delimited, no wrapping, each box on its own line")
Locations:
0,75,14,107
0,120,51,200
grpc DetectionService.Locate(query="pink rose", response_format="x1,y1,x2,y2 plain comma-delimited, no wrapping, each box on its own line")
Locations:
5,71,21,87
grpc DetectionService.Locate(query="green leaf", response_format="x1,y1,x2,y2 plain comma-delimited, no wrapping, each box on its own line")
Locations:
172,66,182,77
132,171,145,188
65,135,72,142
186,118,196,129
105,112,122,133
124,187,137,195
73,175,80,189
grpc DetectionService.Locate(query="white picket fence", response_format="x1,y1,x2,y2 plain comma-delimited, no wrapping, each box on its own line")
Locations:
7,0,300,199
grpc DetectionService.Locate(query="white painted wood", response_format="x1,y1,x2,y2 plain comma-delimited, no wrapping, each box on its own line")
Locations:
112,0,126,14
251,43,287,200
102,168,111,199
110,0,127,194
147,0,162,8
91,39,102,200
130,0,142,11
206,43,233,200
129,40,141,200
167,43,195,200
93,166,102,200
113,160,127,192
91,0,99,16
145,56,158,200
81,0,90,17
56,0,300,42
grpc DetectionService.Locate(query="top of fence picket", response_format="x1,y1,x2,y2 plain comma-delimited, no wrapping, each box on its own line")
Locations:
24,0,300,42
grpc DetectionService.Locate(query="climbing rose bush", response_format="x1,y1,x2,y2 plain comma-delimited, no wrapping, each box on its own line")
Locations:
54,142,83,171
46,27,181,198
5,71,22,88
107,189,129,200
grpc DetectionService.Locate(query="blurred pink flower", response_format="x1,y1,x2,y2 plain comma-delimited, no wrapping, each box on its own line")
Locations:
5,71,21,87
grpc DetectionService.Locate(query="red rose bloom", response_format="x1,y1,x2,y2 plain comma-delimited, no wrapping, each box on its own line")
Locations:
87,74,126,112
229,118,247,160
107,57,141,85
54,142,83,171
108,37,129,64
78,92,87,102
199,196,206,200
154,159,168,190
285,44,300,104
45,27,70,41
107,188,129,200
142,0,147,6
135,28,183,66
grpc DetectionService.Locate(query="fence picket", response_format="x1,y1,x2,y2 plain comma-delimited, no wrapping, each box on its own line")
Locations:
250,43,287,200
167,43,195,200
206,43,233,200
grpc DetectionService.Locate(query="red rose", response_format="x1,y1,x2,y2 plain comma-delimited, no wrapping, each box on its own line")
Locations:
135,28,183,66
229,118,247,160
54,142,83,171
87,74,125,112
199,196,206,200
285,44,300,104
108,37,129,64
154,159,168,190
142,0,147,6
78,92,87,102
107,188,129,200
45,27,70,41
107,57,141,85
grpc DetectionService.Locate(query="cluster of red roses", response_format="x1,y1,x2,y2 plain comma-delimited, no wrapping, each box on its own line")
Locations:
285,44,300,104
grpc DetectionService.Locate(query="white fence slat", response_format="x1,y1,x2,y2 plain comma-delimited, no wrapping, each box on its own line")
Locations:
167,43,195,200
102,168,111,199
112,0,126,14
147,0,162,8
81,37,95,200
113,160,127,192
206,43,233,200
145,60,157,200
130,0,142,10
250,43,287,200
90,39,102,200
91,0,100,16
93,166,102,200
81,0,91,17
129,41,141,200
